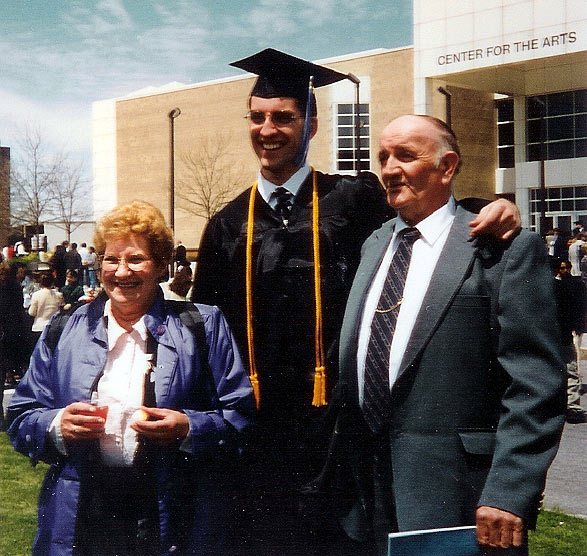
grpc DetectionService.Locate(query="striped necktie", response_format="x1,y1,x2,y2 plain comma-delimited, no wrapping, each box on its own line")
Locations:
363,227,420,434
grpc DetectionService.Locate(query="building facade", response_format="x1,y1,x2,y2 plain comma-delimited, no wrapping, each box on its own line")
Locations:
93,0,586,248
413,0,586,233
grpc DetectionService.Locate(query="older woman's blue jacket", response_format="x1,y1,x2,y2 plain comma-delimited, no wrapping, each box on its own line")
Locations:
8,291,256,556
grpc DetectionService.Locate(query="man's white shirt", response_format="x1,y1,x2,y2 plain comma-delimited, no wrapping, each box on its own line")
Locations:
257,163,311,208
357,197,457,404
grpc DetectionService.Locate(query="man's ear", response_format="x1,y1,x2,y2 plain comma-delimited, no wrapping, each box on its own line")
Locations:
309,117,318,139
440,151,459,185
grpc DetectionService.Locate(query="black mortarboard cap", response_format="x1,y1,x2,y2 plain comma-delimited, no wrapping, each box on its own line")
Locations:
231,48,356,168
230,48,348,106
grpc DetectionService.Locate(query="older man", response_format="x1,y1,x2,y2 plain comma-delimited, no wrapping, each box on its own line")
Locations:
337,115,565,554
193,49,522,555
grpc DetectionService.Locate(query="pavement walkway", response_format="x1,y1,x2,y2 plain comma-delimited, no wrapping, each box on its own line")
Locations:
544,417,587,517
542,356,587,518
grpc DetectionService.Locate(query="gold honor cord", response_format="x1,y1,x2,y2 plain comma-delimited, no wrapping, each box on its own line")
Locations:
311,168,326,406
246,182,261,408
245,168,327,409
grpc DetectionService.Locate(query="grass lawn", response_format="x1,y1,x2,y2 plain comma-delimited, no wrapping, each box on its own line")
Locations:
1,432,586,555
529,509,587,555
1,433,48,556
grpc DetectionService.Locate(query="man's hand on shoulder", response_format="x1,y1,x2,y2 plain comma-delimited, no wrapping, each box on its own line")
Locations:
469,198,521,241
476,505,525,549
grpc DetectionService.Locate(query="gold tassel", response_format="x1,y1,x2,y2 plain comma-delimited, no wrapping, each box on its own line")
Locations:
249,372,261,409
312,366,326,407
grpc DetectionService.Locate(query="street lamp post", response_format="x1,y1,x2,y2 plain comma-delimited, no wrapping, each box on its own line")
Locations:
438,86,452,128
168,107,181,277
168,108,181,232
346,73,361,174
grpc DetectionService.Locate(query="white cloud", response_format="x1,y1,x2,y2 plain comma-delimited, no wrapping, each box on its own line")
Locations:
219,0,377,45
62,0,134,36
0,89,90,157
0,2,219,104
298,0,374,24
97,0,134,28
0,88,92,196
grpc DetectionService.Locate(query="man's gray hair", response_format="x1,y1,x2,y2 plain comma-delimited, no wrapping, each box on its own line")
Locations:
417,115,462,175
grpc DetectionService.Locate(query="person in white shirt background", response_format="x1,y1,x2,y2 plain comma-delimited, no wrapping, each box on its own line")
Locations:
28,273,63,343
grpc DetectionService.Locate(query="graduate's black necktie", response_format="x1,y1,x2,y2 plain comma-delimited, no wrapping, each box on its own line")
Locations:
273,187,293,227
363,227,420,434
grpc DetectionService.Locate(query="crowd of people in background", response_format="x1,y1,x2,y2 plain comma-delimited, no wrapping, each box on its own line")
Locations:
547,221,587,424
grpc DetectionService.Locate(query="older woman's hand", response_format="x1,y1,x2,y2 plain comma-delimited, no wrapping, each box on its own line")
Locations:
130,406,190,445
61,402,107,443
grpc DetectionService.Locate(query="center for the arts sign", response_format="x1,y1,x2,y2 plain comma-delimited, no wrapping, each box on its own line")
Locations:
436,31,578,66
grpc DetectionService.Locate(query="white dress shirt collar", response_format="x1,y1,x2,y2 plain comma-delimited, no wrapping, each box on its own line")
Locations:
104,299,148,350
394,196,457,246
257,163,311,207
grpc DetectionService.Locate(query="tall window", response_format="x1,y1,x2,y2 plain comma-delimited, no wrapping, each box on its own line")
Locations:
336,103,370,172
496,98,515,168
527,89,587,161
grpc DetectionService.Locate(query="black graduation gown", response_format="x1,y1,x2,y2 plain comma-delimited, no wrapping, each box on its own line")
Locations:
193,170,390,473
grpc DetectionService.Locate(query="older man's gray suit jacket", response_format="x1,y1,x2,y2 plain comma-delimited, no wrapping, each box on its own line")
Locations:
337,205,566,536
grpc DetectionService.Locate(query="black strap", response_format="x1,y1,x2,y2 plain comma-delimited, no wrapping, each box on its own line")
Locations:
167,301,218,411
45,300,89,353
142,300,215,409
166,300,210,365
144,334,158,408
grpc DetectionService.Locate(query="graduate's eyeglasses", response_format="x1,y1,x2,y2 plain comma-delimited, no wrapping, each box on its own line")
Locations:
99,255,152,271
245,110,301,126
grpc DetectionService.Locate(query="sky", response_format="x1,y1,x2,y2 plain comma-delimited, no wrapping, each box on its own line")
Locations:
0,0,412,180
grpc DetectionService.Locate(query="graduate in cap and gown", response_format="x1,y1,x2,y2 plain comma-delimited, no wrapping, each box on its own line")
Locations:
191,49,521,555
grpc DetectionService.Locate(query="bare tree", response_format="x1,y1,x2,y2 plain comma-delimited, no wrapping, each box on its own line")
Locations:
48,159,91,243
10,126,58,239
10,125,91,244
176,132,241,221
0,147,10,247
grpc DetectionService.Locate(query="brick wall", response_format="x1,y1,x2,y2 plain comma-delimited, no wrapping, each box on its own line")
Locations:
449,86,497,201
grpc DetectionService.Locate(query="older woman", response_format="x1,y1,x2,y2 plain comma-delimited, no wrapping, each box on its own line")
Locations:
8,201,255,556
